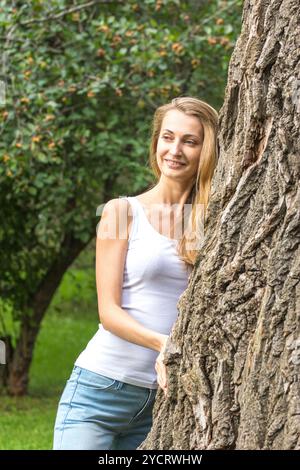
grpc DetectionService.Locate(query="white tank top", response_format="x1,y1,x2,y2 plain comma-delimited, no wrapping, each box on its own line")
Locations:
75,196,192,389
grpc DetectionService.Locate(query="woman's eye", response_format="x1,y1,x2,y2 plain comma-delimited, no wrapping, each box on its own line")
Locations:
161,136,196,145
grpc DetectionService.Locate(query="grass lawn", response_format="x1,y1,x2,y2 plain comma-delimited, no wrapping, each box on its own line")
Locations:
0,313,97,450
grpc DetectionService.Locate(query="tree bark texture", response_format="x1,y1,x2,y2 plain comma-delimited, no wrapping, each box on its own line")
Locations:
140,0,300,450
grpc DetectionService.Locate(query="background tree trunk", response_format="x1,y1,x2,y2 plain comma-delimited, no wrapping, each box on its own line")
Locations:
140,0,300,450
1,182,116,396
3,233,90,396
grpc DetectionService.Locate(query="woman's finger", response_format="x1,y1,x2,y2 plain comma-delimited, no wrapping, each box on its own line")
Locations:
156,343,168,395
157,364,167,388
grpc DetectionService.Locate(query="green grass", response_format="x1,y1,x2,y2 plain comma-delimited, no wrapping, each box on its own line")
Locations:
0,395,58,450
29,314,96,397
0,313,97,450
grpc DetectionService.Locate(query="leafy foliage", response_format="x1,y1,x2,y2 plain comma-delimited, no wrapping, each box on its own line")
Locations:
0,0,242,327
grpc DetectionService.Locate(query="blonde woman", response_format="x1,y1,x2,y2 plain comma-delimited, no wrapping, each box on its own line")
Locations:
53,96,218,450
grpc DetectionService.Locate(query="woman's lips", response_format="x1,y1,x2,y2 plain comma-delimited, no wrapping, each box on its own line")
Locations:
165,159,186,169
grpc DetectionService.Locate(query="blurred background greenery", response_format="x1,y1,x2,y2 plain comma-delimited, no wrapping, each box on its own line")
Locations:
0,0,243,448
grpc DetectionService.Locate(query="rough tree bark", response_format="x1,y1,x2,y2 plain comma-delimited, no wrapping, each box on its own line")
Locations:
140,0,300,450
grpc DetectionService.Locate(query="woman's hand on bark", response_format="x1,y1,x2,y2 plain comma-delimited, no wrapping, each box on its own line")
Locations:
155,334,169,396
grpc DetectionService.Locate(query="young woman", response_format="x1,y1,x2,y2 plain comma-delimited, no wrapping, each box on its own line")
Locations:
53,96,218,450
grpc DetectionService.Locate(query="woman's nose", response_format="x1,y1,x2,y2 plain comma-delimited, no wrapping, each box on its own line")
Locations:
170,140,182,155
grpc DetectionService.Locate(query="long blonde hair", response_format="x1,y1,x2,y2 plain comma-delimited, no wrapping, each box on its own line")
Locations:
148,96,218,266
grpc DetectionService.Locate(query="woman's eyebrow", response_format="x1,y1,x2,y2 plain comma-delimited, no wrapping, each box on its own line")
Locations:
162,129,201,139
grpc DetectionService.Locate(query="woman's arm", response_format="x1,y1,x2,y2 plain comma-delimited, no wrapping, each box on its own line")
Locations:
96,198,166,353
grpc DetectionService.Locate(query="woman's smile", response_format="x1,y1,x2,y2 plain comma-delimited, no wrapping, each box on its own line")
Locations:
164,159,187,169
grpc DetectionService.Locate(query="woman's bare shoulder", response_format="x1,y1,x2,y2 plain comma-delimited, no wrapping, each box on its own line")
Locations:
98,198,133,240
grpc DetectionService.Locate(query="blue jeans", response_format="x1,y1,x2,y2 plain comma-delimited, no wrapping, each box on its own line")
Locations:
53,366,157,450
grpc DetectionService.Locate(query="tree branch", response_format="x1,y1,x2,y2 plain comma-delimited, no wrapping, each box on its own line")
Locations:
20,0,124,26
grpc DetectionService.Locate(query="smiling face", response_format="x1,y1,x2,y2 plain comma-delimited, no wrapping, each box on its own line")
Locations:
156,109,203,183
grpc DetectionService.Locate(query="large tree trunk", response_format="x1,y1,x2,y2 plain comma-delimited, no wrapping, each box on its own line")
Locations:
140,0,300,450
